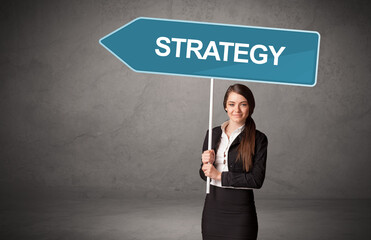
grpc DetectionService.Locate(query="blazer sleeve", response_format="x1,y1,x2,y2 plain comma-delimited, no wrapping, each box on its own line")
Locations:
199,130,209,182
221,132,268,189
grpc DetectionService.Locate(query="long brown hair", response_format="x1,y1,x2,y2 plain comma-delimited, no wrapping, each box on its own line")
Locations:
223,84,256,172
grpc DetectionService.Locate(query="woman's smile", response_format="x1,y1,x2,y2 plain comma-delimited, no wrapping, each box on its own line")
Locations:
225,92,249,125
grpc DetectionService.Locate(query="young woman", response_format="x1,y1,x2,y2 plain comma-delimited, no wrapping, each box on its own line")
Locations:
199,84,268,240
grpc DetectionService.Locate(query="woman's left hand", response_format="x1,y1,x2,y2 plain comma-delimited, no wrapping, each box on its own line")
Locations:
202,163,222,180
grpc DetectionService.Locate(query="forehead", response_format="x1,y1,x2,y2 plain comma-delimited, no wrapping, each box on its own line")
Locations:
227,92,247,102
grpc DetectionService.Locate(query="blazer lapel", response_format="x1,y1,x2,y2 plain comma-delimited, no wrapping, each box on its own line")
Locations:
212,127,222,150
230,130,243,147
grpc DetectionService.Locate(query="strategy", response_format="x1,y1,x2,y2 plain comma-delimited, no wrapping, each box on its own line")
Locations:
155,36,286,66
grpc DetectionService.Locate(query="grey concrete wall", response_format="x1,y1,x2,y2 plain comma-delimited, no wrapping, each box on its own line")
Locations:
1,0,370,200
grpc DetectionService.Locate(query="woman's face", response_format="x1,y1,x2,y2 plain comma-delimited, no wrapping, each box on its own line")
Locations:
225,91,249,125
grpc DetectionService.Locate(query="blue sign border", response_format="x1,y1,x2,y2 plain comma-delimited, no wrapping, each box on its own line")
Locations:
99,17,320,87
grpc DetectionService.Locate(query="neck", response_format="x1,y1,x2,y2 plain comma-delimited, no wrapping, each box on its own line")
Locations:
226,121,244,133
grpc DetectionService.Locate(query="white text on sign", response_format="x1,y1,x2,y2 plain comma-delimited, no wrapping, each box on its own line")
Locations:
155,37,286,66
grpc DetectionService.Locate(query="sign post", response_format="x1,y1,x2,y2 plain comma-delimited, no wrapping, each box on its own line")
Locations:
207,78,214,194
100,17,320,193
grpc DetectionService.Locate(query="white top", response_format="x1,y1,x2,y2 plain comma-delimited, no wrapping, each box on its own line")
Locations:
210,120,245,188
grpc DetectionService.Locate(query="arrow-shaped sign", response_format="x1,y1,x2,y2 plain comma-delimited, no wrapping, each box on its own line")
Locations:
100,17,320,87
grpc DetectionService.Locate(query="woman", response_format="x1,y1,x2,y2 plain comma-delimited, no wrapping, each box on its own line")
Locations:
199,84,268,240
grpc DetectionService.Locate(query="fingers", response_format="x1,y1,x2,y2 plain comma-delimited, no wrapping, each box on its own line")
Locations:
206,149,215,157
202,163,211,176
202,163,218,179
202,150,215,164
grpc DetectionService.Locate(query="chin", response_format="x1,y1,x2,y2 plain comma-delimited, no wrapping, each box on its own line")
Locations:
232,119,244,124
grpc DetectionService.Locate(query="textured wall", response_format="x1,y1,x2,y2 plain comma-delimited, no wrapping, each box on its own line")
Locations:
1,0,370,200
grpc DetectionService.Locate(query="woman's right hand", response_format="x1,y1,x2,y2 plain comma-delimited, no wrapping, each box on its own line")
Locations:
202,150,215,165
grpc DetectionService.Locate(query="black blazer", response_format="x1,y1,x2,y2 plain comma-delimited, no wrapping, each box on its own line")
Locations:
199,126,268,189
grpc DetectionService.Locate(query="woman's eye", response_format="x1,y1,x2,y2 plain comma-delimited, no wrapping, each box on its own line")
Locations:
242,104,247,107
229,104,234,106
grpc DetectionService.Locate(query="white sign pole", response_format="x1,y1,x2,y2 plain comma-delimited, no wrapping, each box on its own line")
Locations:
206,78,214,194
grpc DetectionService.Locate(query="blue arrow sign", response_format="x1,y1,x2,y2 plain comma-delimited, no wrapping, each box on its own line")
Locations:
100,17,320,86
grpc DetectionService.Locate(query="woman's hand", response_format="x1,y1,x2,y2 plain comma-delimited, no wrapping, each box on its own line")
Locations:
202,150,221,180
202,150,215,165
202,163,222,180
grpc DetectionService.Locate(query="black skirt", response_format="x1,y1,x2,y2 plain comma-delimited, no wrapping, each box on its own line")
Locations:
202,185,258,240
